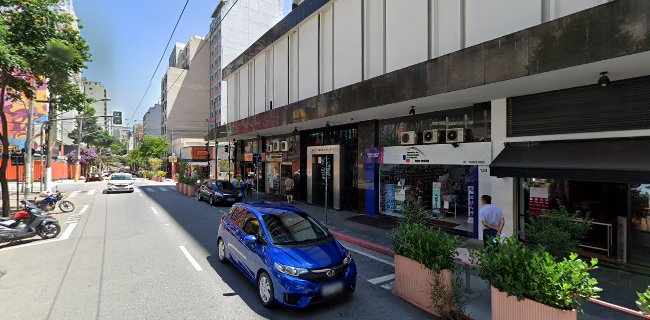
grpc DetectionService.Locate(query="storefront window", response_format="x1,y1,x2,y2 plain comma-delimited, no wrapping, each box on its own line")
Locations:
379,164,477,236
630,184,650,266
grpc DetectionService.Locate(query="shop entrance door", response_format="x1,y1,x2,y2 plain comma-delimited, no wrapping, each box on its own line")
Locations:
312,155,333,206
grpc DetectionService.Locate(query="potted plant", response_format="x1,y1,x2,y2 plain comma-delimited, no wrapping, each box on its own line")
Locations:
472,237,602,320
389,201,461,318
637,286,650,315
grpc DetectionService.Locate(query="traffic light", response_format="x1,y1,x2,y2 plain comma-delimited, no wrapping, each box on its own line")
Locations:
113,111,122,125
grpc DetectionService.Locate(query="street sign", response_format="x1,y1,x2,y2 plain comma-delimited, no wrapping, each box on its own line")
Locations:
10,153,25,166
112,111,123,125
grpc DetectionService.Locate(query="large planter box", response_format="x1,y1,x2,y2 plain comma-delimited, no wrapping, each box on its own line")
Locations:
176,183,180,192
491,287,577,320
186,185,195,197
180,183,187,194
394,254,452,317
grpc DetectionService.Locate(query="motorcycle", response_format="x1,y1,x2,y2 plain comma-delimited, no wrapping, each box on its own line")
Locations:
0,209,30,229
36,191,75,213
0,200,61,244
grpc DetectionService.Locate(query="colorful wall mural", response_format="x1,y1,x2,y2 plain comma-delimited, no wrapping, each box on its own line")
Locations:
1,82,49,151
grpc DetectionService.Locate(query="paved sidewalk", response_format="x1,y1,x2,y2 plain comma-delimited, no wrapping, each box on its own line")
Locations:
250,192,649,320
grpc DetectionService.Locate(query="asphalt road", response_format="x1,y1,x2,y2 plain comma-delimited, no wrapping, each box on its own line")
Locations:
0,180,432,320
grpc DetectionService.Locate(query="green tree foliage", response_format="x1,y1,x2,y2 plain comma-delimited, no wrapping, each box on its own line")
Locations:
137,136,170,159
0,1,91,215
147,157,162,171
523,206,592,259
68,106,103,145
109,142,127,156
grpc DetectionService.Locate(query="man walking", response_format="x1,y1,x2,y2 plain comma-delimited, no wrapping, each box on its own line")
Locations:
479,195,505,248
284,176,295,204
245,176,253,197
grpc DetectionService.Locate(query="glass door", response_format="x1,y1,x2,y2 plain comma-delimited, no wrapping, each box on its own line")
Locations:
312,155,333,206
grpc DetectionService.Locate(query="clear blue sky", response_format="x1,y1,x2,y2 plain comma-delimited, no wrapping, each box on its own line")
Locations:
75,0,291,126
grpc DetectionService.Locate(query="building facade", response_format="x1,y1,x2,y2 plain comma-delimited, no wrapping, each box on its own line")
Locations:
82,78,109,131
208,0,284,130
143,103,162,137
161,36,209,141
132,123,144,150
218,0,650,270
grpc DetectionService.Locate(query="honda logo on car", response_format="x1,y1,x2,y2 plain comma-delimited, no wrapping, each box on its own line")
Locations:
402,147,429,163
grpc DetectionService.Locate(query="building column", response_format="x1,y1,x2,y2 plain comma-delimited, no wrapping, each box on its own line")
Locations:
489,98,515,239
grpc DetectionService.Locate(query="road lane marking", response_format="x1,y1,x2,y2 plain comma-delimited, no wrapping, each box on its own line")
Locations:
380,282,393,290
368,274,395,285
150,207,159,215
135,188,141,193
87,190,96,196
79,205,89,214
65,205,89,224
138,193,144,198
59,223,77,240
344,246,394,267
158,187,167,192
179,246,203,271
69,191,80,198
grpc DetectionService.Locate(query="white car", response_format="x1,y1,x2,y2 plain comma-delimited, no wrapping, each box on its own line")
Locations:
107,174,135,193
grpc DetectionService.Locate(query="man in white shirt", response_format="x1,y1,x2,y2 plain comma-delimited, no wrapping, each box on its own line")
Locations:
479,195,505,248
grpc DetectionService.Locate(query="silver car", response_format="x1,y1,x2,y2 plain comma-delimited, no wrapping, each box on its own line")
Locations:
107,174,135,193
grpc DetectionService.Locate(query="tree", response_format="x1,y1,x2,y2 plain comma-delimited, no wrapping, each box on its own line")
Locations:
148,158,162,172
110,142,127,156
137,136,170,159
68,106,102,145
0,1,91,215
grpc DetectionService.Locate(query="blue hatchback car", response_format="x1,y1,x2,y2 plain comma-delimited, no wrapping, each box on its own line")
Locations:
217,203,357,308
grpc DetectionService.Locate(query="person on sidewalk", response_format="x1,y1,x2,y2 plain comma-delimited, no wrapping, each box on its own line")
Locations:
285,176,295,204
245,176,253,197
239,177,246,198
231,177,239,189
479,195,504,248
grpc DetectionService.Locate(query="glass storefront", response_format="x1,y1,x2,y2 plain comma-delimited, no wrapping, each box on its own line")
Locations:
517,179,650,267
379,164,478,236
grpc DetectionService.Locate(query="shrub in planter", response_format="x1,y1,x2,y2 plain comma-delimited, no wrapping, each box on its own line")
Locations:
472,237,602,319
390,216,463,318
637,286,650,315
523,206,591,259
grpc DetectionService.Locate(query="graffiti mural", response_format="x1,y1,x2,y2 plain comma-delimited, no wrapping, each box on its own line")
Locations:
2,82,49,151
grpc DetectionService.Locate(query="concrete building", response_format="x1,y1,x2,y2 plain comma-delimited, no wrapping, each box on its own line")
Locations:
142,103,162,137
208,0,284,129
82,78,109,131
132,123,144,150
161,36,209,141
219,0,650,270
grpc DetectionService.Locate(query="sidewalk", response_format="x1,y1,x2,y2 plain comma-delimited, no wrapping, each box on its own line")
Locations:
250,192,649,320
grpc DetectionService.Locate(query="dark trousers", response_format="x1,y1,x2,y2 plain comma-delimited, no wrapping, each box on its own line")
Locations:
246,185,252,197
483,229,498,248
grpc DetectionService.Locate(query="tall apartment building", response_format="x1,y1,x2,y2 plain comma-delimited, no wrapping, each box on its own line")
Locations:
161,36,209,141
142,103,162,137
82,78,109,131
220,0,650,269
132,123,144,150
208,0,284,129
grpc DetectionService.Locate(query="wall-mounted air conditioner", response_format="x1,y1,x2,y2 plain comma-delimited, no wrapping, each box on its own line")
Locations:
445,128,465,144
266,143,273,152
280,141,289,152
422,129,440,144
272,141,280,152
400,131,417,145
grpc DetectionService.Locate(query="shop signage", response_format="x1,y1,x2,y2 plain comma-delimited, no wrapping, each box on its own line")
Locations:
191,147,209,160
244,153,253,162
267,153,283,162
365,147,382,164
467,186,475,223
382,142,492,165
432,182,442,217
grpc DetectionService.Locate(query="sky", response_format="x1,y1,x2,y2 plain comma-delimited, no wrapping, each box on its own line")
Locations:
74,0,291,128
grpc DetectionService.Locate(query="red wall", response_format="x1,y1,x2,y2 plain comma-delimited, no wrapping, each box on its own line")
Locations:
0,161,73,181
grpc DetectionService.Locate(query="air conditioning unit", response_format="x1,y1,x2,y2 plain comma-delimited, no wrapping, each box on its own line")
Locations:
445,128,465,144
272,141,280,152
266,143,273,152
280,140,289,152
422,129,440,144
400,131,417,145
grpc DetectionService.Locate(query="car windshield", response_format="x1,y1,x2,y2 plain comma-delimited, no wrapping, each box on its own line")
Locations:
215,181,237,191
110,175,131,180
262,212,330,245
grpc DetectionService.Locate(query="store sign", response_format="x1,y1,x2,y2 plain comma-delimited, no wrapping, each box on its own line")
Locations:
244,153,253,162
382,142,492,165
267,153,283,162
468,186,475,223
365,148,382,164
191,147,209,160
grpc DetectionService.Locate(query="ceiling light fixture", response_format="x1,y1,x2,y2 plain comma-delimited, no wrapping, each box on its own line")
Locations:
409,106,416,116
597,71,611,87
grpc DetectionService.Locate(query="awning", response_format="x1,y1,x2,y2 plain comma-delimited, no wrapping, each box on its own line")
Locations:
490,139,650,183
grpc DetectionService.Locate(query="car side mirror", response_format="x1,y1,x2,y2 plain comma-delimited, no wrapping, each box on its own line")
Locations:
243,235,257,245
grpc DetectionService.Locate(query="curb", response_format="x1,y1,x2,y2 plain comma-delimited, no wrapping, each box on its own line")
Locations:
330,231,395,257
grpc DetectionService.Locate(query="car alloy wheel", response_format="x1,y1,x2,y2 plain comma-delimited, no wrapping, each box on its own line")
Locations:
210,196,216,206
217,238,228,264
257,271,275,308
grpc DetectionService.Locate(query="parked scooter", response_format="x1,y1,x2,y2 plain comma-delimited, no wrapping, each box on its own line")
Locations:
0,210,30,229
0,200,61,244
36,191,75,213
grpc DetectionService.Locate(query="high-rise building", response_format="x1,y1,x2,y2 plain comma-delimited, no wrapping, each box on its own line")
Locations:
143,103,162,137
132,123,144,150
82,78,109,131
208,0,284,129
161,36,209,140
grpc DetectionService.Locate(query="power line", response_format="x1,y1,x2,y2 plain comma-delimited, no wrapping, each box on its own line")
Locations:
125,0,191,128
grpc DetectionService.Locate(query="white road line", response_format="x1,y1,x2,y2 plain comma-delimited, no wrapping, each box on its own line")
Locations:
380,282,393,290
150,207,160,215
368,274,395,285
0,239,59,252
69,191,80,198
138,193,144,198
135,188,141,193
79,205,89,214
87,190,96,196
179,246,203,271
59,222,78,240
158,187,167,192
345,246,395,267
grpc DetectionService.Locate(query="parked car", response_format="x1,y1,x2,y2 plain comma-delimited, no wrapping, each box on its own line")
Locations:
86,173,103,182
106,173,135,193
217,203,356,308
196,180,242,205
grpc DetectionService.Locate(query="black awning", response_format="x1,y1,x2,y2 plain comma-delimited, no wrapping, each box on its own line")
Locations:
490,139,650,183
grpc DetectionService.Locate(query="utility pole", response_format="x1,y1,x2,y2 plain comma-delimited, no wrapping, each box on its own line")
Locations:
23,96,35,196
44,103,54,192
74,118,82,181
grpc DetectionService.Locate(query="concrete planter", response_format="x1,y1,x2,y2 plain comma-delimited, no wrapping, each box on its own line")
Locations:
186,185,195,197
180,183,187,194
176,183,180,192
393,254,452,317
491,287,577,320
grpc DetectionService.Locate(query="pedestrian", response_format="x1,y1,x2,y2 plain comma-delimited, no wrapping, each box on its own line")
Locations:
245,176,253,197
240,177,247,198
231,176,239,189
284,176,295,204
479,195,505,248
